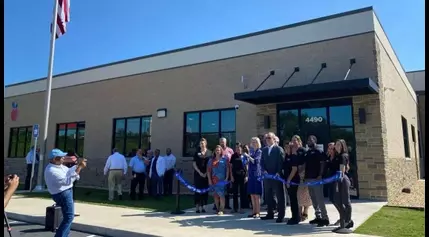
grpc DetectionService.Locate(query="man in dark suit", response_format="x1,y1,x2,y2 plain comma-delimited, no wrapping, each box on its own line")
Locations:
261,132,286,223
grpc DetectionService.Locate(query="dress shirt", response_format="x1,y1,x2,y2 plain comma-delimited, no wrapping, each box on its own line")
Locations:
129,156,146,173
25,150,39,164
44,163,80,195
103,152,128,175
149,156,167,178
268,144,275,156
164,154,176,170
222,147,234,160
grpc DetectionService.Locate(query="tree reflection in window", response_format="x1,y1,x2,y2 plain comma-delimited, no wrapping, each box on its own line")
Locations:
183,109,236,156
55,122,86,157
113,116,152,157
8,126,32,158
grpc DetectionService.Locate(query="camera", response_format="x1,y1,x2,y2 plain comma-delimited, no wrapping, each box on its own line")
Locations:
234,104,240,110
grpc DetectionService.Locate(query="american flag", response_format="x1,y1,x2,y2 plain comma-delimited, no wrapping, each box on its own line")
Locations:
51,0,70,39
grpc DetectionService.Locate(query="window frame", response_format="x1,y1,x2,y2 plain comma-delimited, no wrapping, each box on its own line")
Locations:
54,121,86,156
8,126,33,158
111,115,152,157
182,108,236,157
401,116,410,158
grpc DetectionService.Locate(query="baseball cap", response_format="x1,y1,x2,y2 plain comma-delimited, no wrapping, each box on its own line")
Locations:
49,149,68,160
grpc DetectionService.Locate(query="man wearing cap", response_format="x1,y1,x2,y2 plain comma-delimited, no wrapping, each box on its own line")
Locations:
104,148,128,201
44,148,87,237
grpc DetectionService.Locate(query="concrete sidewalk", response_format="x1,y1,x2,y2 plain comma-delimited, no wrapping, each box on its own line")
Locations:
6,196,384,237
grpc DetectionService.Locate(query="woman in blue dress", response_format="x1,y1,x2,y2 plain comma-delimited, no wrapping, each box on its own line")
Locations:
244,137,263,218
207,145,230,215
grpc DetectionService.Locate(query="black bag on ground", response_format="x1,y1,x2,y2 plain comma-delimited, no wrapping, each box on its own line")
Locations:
45,204,62,232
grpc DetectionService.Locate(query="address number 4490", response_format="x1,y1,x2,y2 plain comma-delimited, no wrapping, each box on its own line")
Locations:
305,116,324,123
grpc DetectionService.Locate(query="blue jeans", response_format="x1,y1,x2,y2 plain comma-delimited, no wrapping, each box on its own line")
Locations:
52,188,74,237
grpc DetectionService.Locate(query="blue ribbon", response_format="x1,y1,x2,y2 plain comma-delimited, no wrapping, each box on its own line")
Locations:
258,171,342,186
174,172,230,194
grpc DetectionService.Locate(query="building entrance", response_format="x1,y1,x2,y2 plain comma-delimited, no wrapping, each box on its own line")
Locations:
277,99,359,198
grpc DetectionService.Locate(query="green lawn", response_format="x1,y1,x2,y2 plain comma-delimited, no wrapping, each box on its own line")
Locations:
16,187,195,212
355,206,425,237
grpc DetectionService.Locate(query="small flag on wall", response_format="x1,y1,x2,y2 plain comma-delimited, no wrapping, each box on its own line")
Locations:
11,102,18,121
50,0,71,39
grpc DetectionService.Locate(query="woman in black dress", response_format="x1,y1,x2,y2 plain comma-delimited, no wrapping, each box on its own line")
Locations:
193,138,212,213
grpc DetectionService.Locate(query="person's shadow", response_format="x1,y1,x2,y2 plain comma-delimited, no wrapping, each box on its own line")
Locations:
170,212,336,236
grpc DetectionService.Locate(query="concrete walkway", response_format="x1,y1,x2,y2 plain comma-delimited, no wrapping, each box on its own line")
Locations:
6,196,385,237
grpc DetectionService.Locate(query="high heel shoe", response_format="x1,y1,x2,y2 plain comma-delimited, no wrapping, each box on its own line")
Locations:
248,213,256,218
254,213,260,218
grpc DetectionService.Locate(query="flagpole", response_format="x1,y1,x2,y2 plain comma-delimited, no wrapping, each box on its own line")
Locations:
34,0,59,192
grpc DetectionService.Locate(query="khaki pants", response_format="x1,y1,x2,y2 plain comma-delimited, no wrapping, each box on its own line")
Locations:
108,170,123,200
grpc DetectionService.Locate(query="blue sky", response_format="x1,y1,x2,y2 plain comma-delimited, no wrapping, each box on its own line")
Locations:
4,0,425,85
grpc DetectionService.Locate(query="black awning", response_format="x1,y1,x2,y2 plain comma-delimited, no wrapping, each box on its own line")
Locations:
234,78,379,105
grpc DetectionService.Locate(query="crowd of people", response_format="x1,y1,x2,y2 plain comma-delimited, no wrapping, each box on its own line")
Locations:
103,147,177,201
17,131,352,236
192,133,353,233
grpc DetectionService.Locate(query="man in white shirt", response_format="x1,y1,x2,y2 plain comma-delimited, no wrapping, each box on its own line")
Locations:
104,148,128,201
163,148,176,196
44,148,87,237
149,149,166,198
24,146,39,190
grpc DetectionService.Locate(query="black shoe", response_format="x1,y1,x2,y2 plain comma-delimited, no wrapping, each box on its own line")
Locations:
213,206,217,210
309,218,321,224
275,218,284,223
333,219,341,226
332,227,353,234
317,219,330,227
247,213,256,218
345,220,354,229
201,209,206,213
196,210,200,213
287,219,300,225
118,195,123,200
260,215,274,220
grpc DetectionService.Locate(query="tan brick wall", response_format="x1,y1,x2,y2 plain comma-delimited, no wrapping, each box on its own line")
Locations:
417,94,425,177
4,33,378,190
417,94,425,152
374,37,421,203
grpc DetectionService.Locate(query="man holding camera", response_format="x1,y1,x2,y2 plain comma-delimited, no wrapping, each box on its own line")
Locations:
44,149,87,237
4,174,20,208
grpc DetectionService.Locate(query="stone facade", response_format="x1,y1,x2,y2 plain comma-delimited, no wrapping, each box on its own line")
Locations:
255,95,389,200
374,36,421,203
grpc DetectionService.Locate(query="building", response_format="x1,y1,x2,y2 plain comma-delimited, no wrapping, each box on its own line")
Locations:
406,70,425,178
4,7,423,201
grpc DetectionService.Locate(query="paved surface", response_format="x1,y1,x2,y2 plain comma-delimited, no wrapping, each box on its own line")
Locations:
4,219,102,237
7,196,385,237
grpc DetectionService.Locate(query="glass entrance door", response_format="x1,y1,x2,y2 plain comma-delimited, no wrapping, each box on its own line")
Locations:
277,101,359,198
300,107,329,151
278,109,299,143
